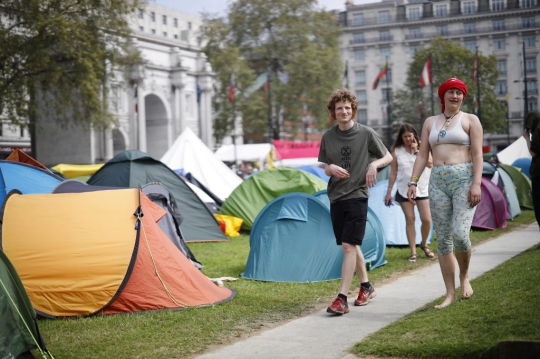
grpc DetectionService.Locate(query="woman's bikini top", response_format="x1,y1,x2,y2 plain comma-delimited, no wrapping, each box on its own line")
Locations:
428,112,470,147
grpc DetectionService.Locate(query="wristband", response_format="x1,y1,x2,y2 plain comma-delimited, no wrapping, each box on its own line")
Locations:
410,175,419,182
407,181,418,187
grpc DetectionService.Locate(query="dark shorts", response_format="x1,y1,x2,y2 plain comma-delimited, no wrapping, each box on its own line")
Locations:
330,197,368,246
395,190,428,203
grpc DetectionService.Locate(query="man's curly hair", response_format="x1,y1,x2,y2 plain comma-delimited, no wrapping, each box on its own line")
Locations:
327,89,359,122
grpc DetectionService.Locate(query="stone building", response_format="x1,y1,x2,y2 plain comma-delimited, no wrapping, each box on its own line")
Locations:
339,0,540,151
19,3,215,165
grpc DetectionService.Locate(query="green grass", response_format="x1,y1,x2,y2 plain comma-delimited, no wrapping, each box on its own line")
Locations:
36,211,536,359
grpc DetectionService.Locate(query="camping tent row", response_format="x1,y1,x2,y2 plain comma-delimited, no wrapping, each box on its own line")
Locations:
1,184,235,318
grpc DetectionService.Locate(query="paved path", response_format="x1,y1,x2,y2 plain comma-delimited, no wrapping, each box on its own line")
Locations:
195,223,539,359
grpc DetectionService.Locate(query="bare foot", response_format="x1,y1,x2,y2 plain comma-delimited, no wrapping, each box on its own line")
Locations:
434,295,457,309
461,277,474,299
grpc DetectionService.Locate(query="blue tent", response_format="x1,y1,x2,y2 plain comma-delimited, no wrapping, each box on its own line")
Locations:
313,190,387,270
368,179,433,246
243,193,343,282
0,161,63,205
512,158,532,179
297,165,330,182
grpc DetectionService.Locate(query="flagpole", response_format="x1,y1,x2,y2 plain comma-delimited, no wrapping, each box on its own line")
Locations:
385,57,392,146
476,47,481,122
429,54,434,116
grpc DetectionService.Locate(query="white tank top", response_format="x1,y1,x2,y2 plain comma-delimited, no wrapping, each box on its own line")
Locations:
395,146,430,197
428,112,470,147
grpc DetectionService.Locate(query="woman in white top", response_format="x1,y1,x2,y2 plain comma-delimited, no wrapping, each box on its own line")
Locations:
385,123,433,262
407,78,483,309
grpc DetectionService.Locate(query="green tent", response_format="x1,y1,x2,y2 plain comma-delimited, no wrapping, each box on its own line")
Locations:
219,167,327,230
1,250,51,359
88,150,226,242
498,163,534,210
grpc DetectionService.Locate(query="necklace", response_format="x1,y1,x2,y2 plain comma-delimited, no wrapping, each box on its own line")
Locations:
443,111,459,127
437,111,459,142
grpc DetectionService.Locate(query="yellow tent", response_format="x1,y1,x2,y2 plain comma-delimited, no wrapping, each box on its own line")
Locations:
51,163,104,178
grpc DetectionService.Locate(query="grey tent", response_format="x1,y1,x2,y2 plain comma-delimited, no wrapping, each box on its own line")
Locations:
0,250,52,359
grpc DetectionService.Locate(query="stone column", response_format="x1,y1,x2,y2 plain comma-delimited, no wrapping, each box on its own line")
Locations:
198,57,216,149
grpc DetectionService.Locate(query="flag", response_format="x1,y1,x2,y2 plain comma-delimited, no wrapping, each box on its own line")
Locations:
372,62,388,90
420,57,431,88
228,73,235,105
277,70,289,84
472,55,478,83
343,60,349,88
134,85,138,113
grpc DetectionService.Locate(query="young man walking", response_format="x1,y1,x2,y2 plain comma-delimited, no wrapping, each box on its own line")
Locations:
318,89,392,315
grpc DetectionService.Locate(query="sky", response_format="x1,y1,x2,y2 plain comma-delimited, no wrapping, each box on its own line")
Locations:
151,0,378,17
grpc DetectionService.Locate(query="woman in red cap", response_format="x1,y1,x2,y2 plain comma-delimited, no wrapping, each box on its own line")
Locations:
407,78,483,309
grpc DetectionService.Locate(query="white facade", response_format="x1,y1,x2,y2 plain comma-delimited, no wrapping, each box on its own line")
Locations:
29,3,215,165
338,0,540,152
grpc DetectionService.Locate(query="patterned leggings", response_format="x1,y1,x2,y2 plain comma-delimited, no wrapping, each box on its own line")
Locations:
429,162,477,255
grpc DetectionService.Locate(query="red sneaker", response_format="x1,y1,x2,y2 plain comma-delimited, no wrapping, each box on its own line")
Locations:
354,286,376,306
326,297,349,315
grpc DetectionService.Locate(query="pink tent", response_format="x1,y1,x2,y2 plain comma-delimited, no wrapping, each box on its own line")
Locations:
472,177,507,230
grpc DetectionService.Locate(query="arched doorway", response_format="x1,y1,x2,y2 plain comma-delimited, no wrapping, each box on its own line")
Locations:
145,93,169,158
113,129,127,156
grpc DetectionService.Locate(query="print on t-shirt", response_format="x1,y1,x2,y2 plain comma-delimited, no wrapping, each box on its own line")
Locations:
341,146,351,170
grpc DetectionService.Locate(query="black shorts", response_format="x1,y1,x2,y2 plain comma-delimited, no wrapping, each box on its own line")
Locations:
395,190,428,203
330,197,368,246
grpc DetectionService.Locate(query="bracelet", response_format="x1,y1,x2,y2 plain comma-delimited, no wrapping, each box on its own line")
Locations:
407,181,418,187
410,175,419,182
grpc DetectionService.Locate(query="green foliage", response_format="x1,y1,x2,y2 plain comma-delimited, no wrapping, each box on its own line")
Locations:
0,0,143,130
394,38,506,134
200,0,342,144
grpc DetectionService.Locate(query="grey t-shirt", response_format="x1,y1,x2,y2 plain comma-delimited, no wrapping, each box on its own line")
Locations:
318,123,388,203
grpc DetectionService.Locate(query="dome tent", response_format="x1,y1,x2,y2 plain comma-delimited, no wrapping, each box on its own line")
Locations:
498,163,533,209
219,167,327,230
482,161,521,220
313,190,387,271
472,177,507,230
243,193,343,282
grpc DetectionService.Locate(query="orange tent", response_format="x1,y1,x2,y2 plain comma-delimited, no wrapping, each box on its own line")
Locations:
1,188,235,317
5,149,48,170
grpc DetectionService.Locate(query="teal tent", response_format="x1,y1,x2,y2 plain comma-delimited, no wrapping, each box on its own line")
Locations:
498,163,534,210
88,150,226,242
313,190,387,271
219,167,327,230
243,193,343,282
368,180,433,246
1,250,52,359
483,161,521,220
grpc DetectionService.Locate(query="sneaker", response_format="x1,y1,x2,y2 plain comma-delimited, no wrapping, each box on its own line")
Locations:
354,286,377,306
326,297,349,315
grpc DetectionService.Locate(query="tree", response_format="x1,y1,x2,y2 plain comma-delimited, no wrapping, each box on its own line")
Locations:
0,0,142,155
200,0,342,145
392,38,506,134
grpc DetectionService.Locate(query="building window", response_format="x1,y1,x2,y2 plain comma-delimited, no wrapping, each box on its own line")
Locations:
356,90,367,105
492,0,505,11
522,0,535,8
497,60,507,75
354,49,365,61
436,25,448,36
435,5,448,17
464,23,476,34
162,15,167,25
492,19,505,31
528,98,538,111
523,17,536,28
355,71,366,85
379,30,391,41
464,40,477,52
410,44,421,55
463,1,476,14
150,12,155,22
163,32,167,37
138,9,144,19
151,29,156,34
496,80,507,95
380,47,391,60
408,7,420,20
174,18,178,28
353,33,364,43
409,28,421,39
352,13,364,26
524,34,536,47
382,88,392,103
493,37,506,50
188,22,192,30
357,109,367,124
174,34,178,39
527,79,538,94
526,57,537,73
378,10,390,23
